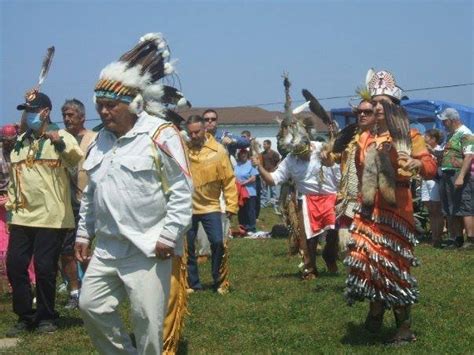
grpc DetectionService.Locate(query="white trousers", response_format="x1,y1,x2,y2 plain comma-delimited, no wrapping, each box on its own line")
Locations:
79,252,171,355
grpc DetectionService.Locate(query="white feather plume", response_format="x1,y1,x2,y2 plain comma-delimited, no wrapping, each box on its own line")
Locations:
177,97,189,108
142,83,164,99
139,32,164,46
128,94,144,114
292,101,310,114
145,100,166,116
365,68,375,87
164,61,176,75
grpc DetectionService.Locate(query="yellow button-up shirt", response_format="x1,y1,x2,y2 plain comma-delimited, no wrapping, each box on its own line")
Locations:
188,134,238,215
7,126,83,229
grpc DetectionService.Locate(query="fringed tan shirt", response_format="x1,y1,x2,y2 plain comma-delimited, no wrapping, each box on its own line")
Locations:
7,127,83,229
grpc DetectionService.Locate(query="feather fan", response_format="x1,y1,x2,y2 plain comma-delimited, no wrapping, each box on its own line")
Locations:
333,123,358,154
301,89,332,127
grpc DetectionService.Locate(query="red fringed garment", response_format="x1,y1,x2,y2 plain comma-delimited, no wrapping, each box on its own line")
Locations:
344,130,437,307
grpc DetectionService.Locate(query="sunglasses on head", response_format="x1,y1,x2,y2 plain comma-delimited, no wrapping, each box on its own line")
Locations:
356,109,374,116
204,117,217,122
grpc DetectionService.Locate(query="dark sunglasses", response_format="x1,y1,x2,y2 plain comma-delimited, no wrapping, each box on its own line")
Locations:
204,117,217,122
356,109,374,116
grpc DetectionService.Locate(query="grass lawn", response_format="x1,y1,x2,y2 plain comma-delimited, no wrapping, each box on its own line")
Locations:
0,207,473,354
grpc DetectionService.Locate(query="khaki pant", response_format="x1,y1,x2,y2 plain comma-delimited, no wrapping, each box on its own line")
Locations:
79,252,171,355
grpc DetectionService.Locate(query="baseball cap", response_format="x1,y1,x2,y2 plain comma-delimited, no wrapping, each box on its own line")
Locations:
17,92,52,111
0,124,18,139
437,108,460,121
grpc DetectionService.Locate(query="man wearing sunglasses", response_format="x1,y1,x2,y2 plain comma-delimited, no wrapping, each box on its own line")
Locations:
202,109,250,157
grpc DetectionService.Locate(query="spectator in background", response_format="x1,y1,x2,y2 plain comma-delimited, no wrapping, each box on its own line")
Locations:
421,129,445,248
438,108,474,249
60,99,97,309
185,115,238,294
202,109,250,157
6,89,83,336
0,125,15,292
0,125,36,294
260,139,280,212
235,149,259,235
241,130,262,219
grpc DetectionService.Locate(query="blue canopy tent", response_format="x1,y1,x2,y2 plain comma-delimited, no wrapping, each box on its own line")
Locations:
331,99,474,134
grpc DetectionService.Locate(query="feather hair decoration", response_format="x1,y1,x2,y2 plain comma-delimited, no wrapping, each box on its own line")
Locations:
365,68,375,87
161,86,191,108
382,101,411,155
38,46,55,87
382,101,413,176
333,123,358,154
301,89,333,127
355,86,371,102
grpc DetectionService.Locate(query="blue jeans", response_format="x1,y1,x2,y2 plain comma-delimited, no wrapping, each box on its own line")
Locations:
186,212,224,290
261,182,277,207
238,196,257,233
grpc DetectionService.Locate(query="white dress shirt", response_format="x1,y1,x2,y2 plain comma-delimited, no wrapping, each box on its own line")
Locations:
76,112,193,259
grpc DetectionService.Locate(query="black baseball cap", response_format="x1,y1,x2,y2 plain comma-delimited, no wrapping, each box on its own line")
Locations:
17,92,52,111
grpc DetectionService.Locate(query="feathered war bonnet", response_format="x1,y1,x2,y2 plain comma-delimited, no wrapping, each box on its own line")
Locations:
94,33,191,118
365,68,403,102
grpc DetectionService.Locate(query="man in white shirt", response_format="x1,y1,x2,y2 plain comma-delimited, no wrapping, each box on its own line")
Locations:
75,33,193,354
252,140,341,280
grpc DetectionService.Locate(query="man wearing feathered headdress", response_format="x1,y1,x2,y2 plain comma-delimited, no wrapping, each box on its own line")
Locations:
74,33,193,354
252,77,341,280
343,69,437,344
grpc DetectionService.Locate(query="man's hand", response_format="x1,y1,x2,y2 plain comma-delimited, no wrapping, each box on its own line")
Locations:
221,136,233,146
43,130,62,144
398,152,422,172
0,195,8,206
75,242,91,263
251,156,261,167
454,174,465,188
155,241,174,260
319,149,335,167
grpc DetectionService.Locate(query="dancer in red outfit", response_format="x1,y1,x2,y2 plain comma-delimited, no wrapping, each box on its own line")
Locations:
344,70,437,344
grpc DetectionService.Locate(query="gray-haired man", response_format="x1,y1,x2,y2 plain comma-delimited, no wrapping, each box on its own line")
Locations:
438,108,474,249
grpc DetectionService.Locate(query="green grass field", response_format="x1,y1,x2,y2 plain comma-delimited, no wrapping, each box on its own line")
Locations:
0,207,473,354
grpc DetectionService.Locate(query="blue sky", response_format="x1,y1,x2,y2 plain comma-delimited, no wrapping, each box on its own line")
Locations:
1,0,473,127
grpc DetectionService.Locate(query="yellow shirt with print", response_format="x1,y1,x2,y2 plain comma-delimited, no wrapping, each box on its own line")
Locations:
188,134,238,215
6,126,83,229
